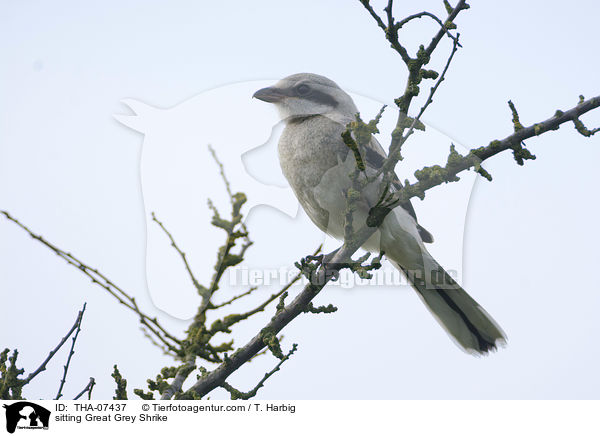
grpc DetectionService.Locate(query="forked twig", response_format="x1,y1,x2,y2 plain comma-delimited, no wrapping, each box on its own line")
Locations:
24,303,86,385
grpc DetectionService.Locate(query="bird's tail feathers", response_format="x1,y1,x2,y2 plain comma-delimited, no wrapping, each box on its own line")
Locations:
392,260,506,355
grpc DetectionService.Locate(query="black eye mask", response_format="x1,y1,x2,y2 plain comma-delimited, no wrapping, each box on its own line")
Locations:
303,89,339,108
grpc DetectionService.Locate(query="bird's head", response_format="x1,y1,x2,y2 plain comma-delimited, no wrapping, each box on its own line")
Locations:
253,73,358,123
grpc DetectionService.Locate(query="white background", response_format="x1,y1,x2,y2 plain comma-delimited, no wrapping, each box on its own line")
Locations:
2,400,600,436
1,0,599,401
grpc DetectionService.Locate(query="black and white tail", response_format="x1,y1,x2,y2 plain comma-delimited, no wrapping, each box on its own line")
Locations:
393,260,506,355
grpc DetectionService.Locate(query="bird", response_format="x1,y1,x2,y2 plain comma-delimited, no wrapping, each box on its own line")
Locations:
253,73,506,355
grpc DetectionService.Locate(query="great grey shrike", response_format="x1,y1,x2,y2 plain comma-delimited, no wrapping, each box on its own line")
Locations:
253,73,506,355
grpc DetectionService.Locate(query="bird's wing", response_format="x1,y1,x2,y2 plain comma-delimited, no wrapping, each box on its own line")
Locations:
361,135,434,243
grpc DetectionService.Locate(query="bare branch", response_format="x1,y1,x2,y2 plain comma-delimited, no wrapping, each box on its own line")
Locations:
221,344,298,400
389,94,600,204
394,0,468,136
0,211,182,355
208,144,252,242
151,212,206,295
140,326,178,358
208,271,303,336
73,377,96,400
24,303,86,385
208,145,233,202
396,11,461,46
358,0,411,63
409,33,460,133
55,302,87,400
210,286,258,309
423,0,468,58
379,32,461,185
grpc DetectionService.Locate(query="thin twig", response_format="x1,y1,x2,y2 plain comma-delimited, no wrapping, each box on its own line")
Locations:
396,11,461,46
73,377,96,400
140,326,178,358
379,32,461,184
208,144,252,240
208,145,234,203
423,0,467,58
358,0,411,63
194,147,253,315
0,211,182,355
210,286,258,309
221,344,298,400
408,34,460,135
151,212,206,295
208,271,304,335
23,303,86,385
55,302,87,400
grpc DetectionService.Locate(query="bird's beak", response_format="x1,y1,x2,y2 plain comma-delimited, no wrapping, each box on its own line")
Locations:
253,86,286,103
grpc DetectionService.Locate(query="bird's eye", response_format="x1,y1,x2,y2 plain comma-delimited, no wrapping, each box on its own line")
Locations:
295,84,311,96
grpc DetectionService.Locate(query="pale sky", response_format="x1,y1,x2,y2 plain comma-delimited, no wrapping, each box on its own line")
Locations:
1,0,599,400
